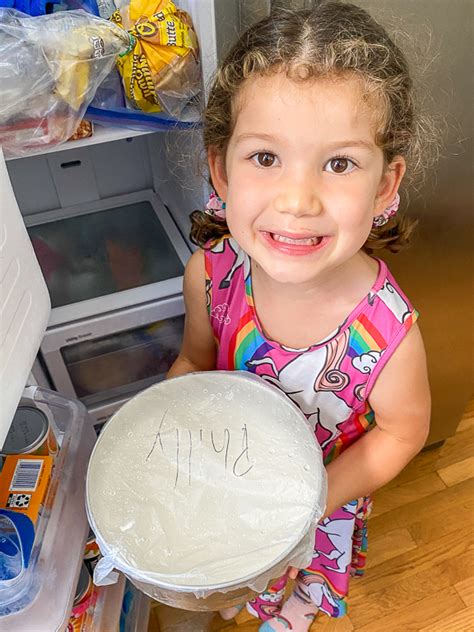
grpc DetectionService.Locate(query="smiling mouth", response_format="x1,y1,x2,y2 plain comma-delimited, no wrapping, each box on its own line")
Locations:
261,231,328,256
271,233,323,246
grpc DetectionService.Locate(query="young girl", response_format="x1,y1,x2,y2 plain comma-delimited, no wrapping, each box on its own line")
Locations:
168,2,435,630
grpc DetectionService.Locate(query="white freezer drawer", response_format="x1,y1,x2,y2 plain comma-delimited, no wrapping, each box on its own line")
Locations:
23,189,190,327
40,294,185,408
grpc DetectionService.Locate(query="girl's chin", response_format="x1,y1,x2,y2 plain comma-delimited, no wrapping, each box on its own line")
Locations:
257,262,323,286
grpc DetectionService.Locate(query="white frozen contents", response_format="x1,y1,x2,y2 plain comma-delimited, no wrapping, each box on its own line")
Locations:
87,372,325,587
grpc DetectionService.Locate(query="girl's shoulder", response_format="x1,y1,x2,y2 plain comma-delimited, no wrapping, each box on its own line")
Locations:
203,235,246,283
365,258,417,326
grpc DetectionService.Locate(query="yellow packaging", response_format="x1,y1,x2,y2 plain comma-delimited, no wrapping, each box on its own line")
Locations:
111,0,200,113
0,454,53,524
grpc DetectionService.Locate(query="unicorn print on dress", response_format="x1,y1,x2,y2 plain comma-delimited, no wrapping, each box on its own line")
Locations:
371,280,411,323
295,575,339,616
217,237,250,289
312,509,356,575
247,335,353,450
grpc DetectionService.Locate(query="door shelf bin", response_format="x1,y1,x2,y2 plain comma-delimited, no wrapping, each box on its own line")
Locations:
87,574,126,631
0,386,96,631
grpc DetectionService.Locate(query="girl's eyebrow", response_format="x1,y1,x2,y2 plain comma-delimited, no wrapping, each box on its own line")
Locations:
325,140,376,152
234,132,278,144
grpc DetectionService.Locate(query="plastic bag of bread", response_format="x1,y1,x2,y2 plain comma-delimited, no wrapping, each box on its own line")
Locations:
0,8,132,156
110,0,200,117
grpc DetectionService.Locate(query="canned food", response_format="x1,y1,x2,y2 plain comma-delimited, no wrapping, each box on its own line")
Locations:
67,563,97,631
84,529,101,575
1,406,58,457
84,529,100,560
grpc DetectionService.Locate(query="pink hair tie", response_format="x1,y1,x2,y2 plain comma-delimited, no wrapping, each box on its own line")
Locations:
372,193,400,227
205,191,227,221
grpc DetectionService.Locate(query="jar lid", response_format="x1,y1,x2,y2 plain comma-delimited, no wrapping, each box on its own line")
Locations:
1,406,48,455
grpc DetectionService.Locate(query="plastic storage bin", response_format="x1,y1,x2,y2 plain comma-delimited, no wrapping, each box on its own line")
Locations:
121,581,151,632
87,573,125,631
0,386,96,631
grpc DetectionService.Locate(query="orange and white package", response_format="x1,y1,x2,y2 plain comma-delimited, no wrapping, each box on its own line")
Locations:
0,454,53,525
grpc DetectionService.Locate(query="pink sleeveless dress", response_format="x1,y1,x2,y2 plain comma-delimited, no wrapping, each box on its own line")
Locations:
204,236,418,619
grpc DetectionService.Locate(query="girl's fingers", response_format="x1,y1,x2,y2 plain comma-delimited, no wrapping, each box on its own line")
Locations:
288,566,299,580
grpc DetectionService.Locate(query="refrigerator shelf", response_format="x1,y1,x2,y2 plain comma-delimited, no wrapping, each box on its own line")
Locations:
4,125,150,162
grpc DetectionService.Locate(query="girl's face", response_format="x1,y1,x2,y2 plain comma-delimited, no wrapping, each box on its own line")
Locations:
209,72,405,287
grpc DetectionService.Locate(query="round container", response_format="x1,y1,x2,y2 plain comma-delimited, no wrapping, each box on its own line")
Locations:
67,563,97,631
1,406,58,457
86,372,326,610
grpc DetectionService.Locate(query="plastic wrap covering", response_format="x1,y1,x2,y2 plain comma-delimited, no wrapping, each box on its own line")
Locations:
111,0,200,118
0,8,132,156
86,372,327,611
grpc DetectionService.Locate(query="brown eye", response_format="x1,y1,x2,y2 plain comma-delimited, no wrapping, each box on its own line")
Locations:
330,158,349,173
257,152,276,167
326,157,356,174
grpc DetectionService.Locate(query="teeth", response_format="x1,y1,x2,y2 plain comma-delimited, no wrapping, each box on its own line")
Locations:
272,233,321,245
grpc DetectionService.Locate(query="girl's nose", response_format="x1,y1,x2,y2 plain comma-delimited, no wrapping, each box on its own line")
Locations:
273,173,321,217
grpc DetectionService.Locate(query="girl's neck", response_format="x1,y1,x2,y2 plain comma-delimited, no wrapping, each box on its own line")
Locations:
251,251,378,306
250,252,380,349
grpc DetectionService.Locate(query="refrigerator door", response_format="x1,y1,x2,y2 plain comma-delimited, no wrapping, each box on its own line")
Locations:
355,0,473,444
0,148,50,446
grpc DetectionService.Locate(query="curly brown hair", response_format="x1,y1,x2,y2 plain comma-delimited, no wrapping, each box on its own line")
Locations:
191,1,438,253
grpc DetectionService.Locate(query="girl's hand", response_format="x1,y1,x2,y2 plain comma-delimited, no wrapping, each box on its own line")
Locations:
288,566,299,580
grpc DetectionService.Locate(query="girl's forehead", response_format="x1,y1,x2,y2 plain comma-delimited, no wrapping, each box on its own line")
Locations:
231,72,381,143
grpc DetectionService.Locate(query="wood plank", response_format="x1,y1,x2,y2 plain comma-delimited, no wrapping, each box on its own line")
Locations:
382,447,441,490
371,472,446,518
312,613,354,630
210,615,260,632
435,426,474,471
156,606,214,632
461,398,474,416
348,557,474,628
384,419,474,490
456,412,474,433
454,577,474,608
407,499,474,546
437,455,474,487
366,527,417,568
419,605,474,632
349,524,473,599
354,586,465,632
368,478,474,539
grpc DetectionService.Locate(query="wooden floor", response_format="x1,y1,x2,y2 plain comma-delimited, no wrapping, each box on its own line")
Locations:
149,398,474,632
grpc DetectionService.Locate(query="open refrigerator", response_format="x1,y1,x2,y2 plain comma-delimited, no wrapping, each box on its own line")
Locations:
1,0,472,630
0,1,241,629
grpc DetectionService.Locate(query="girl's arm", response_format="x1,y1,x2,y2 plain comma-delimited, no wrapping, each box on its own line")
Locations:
323,323,431,517
167,250,217,377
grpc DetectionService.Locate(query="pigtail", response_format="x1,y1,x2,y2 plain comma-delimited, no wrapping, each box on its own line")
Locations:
363,214,417,255
189,210,230,248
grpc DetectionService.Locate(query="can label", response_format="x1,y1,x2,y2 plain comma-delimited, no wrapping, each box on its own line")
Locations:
84,533,101,575
67,570,98,631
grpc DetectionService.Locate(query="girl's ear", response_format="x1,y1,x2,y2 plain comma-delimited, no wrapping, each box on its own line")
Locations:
373,156,406,217
208,147,228,201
